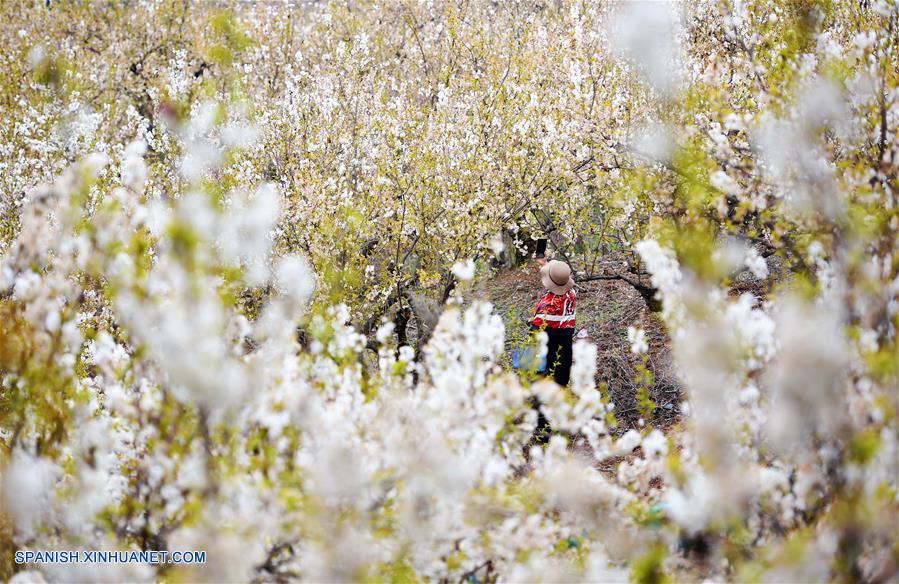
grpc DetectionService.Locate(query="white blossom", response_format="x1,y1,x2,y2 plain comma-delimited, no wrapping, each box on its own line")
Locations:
627,326,648,354
451,259,476,281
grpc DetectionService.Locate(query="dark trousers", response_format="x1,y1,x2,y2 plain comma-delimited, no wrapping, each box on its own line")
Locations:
529,395,552,444
529,328,574,445
545,328,574,386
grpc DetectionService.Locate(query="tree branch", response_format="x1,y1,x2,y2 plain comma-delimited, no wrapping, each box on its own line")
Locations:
579,272,662,312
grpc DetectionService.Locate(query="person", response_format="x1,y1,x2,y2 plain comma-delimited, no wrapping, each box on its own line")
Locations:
527,258,576,445
530,259,576,386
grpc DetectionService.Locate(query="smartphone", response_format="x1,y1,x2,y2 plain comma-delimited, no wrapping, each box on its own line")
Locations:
535,238,548,259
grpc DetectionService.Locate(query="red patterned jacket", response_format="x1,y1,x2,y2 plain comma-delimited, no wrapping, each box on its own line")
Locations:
531,289,577,329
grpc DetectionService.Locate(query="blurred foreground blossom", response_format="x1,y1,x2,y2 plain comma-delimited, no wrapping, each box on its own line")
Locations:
451,258,476,280
627,326,648,354
607,1,684,97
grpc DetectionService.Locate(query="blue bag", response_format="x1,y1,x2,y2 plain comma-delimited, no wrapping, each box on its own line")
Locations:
512,346,547,373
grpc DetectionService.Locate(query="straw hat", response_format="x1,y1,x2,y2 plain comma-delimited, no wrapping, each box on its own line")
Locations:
540,260,574,295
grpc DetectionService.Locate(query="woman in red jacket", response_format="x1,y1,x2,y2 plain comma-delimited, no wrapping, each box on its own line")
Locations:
531,259,576,386
527,258,576,445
